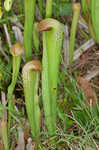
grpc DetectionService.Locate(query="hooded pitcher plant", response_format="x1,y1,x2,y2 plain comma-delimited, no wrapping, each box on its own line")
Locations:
8,42,23,136
38,18,63,133
24,0,36,61
90,0,99,43
0,4,3,19
4,0,13,11
69,3,81,66
22,60,42,140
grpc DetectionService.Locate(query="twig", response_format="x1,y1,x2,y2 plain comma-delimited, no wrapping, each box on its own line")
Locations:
78,20,89,33
72,0,76,3
35,4,42,21
1,91,7,122
84,69,99,81
92,138,99,150
1,91,7,106
10,18,24,30
73,39,95,61
63,24,69,67
3,24,12,47
12,26,23,45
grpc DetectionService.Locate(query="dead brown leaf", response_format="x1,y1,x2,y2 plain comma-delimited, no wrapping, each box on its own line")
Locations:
26,138,35,150
0,140,4,150
24,128,29,144
77,76,97,107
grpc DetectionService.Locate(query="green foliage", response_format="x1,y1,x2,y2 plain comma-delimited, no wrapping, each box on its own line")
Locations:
0,59,11,90
72,103,99,149
56,61,99,149
53,1,72,16
57,106,73,131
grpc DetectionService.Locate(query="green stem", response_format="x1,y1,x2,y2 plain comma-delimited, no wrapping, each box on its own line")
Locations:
24,0,36,61
38,18,63,134
69,3,81,66
33,23,39,54
38,0,43,16
8,42,23,137
0,4,3,19
91,0,99,43
46,0,52,18
22,60,42,140
88,17,96,41
81,0,88,14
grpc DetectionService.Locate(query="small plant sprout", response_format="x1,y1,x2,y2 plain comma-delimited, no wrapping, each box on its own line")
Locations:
69,3,81,66
38,18,63,134
24,0,36,61
22,60,42,141
8,42,23,136
4,0,13,11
